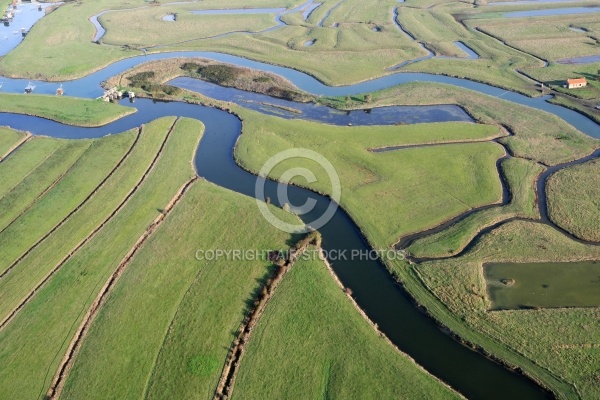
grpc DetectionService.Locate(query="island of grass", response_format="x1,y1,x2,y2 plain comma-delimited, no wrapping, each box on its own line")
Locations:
104,57,313,103
0,93,136,127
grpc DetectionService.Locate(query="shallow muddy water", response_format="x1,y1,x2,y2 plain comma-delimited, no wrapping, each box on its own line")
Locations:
170,77,473,124
486,261,600,310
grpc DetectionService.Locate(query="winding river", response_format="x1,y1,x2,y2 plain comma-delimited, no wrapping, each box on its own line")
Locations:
1,35,599,400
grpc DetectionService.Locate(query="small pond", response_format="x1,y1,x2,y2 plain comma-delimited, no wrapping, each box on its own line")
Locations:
485,261,600,310
162,14,175,22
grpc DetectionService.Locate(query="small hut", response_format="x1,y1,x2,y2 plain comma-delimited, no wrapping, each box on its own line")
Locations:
565,78,587,89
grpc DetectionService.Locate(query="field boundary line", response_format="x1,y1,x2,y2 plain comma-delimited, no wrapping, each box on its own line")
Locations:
0,139,66,204
47,176,198,400
0,132,31,162
0,129,141,280
213,233,321,400
0,139,98,239
368,131,507,152
0,118,178,330
319,248,466,398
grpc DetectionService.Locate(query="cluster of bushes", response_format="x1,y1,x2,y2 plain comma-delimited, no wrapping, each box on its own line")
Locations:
126,71,181,96
266,87,301,101
180,62,242,84
128,71,156,86
181,62,202,72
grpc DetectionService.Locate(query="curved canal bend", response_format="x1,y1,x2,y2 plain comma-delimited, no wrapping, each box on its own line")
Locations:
2,52,599,399
1,97,555,400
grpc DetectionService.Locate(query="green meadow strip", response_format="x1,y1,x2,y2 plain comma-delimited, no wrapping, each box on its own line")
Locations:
232,250,459,399
407,157,544,258
0,117,203,399
0,124,178,322
0,127,27,159
0,138,71,201
0,140,93,233
0,94,136,127
0,133,135,276
60,181,298,399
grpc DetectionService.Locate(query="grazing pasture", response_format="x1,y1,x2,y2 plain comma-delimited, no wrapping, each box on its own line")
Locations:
0,117,202,399
233,251,460,400
235,110,505,247
547,158,600,242
0,128,26,158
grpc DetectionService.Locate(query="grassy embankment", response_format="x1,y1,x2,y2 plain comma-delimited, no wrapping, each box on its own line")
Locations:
0,117,203,399
547,158,600,242
235,109,505,247
0,128,26,158
233,250,460,400
0,94,136,126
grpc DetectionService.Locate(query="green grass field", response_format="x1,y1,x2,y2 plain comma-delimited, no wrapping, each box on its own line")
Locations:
233,249,460,400
61,181,299,399
0,133,134,277
0,138,65,198
357,82,600,165
471,14,600,61
235,110,505,246
100,7,277,47
0,139,92,233
0,117,202,399
407,157,543,258
0,94,136,126
0,0,598,398
0,123,165,324
547,158,600,242
0,128,26,158
413,220,600,399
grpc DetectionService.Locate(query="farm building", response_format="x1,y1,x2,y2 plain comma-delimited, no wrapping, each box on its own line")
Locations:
565,78,587,89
